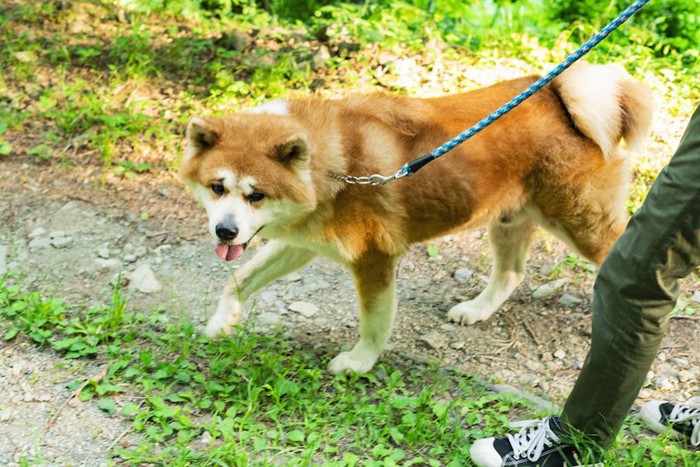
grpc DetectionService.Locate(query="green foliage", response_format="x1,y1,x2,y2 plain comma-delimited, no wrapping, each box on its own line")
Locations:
2,273,699,464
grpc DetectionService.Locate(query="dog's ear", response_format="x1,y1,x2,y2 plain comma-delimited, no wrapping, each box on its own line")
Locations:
187,117,220,150
272,133,309,167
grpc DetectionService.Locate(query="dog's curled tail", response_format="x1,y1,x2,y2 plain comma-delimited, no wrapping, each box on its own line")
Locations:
552,63,654,159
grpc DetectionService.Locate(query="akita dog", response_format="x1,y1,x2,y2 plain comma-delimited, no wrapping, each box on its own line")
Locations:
180,63,653,374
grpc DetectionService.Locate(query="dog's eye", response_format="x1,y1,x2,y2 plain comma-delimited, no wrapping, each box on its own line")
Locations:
247,192,265,203
211,183,225,196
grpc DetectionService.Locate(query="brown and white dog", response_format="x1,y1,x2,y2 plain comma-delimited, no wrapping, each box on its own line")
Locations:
179,63,653,374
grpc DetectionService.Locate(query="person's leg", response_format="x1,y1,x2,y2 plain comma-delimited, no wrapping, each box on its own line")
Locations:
561,105,700,446
470,107,700,467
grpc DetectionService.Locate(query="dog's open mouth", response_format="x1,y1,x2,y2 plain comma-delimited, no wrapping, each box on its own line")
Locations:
214,243,245,262
213,226,264,262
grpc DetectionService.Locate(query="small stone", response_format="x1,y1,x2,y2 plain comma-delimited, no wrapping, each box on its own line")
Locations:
654,375,678,390
0,409,12,422
123,254,137,263
128,264,162,294
97,247,111,259
0,245,7,276
51,236,74,249
29,237,51,250
532,280,566,299
453,268,473,284
288,301,319,318
677,370,694,383
49,230,66,239
311,46,331,71
28,227,46,238
94,258,120,270
440,323,456,332
199,431,213,445
559,294,583,307
553,349,567,360
418,330,445,350
692,291,700,303
305,278,331,291
668,357,688,368
285,273,303,282
449,340,465,350
256,312,281,327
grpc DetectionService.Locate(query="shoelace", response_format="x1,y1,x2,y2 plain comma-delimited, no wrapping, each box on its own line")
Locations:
669,404,700,446
507,417,562,461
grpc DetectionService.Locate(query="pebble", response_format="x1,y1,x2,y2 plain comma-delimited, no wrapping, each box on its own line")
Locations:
553,349,566,360
199,431,212,445
558,293,583,307
532,279,566,299
288,301,319,318
50,236,74,249
0,245,7,276
128,264,162,294
28,227,46,239
418,330,445,350
97,247,111,259
256,312,281,327
28,237,51,250
94,258,120,270
692,291,700,303
677,370,694,383
285,273,303,282
453,268,473,284
449,341,465,350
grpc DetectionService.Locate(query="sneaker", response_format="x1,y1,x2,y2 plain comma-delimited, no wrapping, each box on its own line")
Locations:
470,416,602,467
639,400,700,446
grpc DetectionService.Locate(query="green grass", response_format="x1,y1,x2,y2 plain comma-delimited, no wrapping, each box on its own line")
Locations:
2,274,698,465
2,274,699,465
1,1,699,463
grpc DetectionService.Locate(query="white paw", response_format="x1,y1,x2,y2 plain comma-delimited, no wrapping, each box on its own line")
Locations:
328,350,378,375
204,314,235,338
204,298,242,338
447,301,495,325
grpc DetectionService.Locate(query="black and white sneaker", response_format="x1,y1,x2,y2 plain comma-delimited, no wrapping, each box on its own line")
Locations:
470,416,602,467
639,400,700,446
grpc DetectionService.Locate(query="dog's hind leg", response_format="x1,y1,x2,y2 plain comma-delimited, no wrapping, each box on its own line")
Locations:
206,240,317,337
448,213,537,325
329,250,399,375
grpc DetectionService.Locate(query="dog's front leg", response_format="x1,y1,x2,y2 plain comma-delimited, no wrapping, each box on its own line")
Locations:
329,251,398,375
205,240,317,337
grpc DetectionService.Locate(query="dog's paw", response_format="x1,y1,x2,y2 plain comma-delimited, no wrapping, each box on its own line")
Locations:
328,351,378,375
447,301,494,325
205,297,242,338
204,314,235,338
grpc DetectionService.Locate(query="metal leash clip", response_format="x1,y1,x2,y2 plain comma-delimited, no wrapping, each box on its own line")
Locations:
329,167,410,186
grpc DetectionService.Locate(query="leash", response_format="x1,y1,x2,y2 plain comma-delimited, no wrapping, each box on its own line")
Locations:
329,0,650,187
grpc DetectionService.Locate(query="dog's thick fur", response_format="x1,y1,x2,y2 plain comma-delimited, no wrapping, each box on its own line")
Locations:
180,63,654,374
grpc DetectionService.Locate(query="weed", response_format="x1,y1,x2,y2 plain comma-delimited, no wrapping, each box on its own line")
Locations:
1,276,697,464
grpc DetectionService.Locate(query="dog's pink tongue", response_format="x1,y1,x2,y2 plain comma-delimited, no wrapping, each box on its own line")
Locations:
215,244,244,262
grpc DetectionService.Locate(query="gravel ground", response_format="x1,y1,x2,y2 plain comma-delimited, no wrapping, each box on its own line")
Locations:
0,161,698,465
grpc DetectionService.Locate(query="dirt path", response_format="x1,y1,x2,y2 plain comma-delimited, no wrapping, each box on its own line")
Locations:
0,160,698,464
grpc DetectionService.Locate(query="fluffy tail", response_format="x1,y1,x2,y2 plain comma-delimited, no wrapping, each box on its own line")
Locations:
551,63,654,158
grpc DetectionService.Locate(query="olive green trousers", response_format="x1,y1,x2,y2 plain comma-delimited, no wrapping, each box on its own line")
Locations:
561,105,700,447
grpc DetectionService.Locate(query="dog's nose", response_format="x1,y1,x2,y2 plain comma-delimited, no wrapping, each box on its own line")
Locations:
215,223,239,242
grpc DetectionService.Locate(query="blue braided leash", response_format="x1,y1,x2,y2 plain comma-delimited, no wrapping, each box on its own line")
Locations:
337,0,650,186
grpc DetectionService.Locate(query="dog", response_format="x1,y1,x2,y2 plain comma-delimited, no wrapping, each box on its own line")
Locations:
179,63,653,374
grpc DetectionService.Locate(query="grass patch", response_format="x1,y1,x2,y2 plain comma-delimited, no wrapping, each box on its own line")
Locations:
2,275,699,464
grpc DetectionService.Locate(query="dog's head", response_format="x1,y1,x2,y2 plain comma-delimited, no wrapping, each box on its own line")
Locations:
179,110,318,261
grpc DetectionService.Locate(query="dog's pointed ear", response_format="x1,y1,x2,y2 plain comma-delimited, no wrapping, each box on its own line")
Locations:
187,117,220,150
273,133,310,166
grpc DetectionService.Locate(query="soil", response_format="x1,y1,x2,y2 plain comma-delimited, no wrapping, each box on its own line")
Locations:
0,157,698,465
